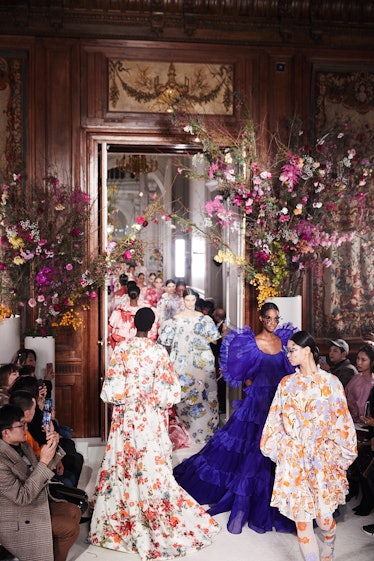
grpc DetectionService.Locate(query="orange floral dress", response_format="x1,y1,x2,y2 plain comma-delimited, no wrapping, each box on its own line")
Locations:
260,366,357,522
89,337,220,560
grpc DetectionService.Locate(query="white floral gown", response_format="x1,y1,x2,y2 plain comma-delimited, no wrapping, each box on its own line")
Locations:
158,314,220,445
89,337,220,561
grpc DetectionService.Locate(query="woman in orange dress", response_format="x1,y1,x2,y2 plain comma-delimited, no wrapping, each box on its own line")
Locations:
261,330,357,561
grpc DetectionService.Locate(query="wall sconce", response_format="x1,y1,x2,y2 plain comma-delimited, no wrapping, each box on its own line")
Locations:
116,154,158,179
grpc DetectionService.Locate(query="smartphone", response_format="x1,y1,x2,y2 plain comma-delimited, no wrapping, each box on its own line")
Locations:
44,398,53,412
42,410,52,430
46,362,53,374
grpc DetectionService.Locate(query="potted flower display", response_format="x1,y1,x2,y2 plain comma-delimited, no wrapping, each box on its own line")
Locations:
0,173,144,344
172,114,374,309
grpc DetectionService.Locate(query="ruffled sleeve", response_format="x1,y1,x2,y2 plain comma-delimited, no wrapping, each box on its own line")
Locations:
158,318,176,347
219,326,262,387
274,322,299,346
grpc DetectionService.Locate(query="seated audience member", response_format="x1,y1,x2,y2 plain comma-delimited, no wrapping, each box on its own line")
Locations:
345,344,374,422
320,338,358,387
9,375,83,488
0,404,81,561
0,363,19,405
12,348,54,398
347,385,374,515
9,390,41,455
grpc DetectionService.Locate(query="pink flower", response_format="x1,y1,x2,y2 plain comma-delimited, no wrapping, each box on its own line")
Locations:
123,250,132,260
28,298,37,308
65,263,73,271
136,215,145,225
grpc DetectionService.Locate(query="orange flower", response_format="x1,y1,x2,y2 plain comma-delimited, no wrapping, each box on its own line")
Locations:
321,385,331,397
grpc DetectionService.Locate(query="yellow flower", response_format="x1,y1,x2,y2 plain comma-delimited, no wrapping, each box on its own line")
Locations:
13,255,25,265
9,236,24,250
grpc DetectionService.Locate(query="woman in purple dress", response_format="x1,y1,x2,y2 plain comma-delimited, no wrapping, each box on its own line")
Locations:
173,302,297,535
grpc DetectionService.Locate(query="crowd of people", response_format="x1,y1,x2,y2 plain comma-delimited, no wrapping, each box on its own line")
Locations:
1,262,373,560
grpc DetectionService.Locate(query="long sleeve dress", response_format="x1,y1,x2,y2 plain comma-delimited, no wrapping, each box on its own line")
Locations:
89,337,220,561
158,314,220,445
260,366,357,522
173,324,297,534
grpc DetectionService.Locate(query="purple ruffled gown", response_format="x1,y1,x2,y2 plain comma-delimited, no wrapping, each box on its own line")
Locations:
173,324,297,534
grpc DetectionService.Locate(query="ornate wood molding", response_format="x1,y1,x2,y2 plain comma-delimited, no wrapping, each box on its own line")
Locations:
1,1,374,46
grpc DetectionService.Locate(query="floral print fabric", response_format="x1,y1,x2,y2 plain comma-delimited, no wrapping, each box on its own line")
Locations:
89,337,220,560
108,303,159,347
158,315,220,445
260,367,357,522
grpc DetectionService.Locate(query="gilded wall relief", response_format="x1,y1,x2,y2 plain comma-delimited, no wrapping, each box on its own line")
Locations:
0,53,25,182
312,69,374,339
108,60,233,114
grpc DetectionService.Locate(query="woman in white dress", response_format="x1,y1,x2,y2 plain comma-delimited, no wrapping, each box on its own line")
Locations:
89,307,220,561
158,288,220,445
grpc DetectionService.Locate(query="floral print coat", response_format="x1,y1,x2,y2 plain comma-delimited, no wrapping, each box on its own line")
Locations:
260,366,357,522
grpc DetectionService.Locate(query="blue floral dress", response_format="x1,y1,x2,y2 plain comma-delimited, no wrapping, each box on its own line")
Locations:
158,314,220,445
173,324,297,534
89,337,220,560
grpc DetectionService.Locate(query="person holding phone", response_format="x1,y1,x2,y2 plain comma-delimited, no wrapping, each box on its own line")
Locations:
0,404,81,561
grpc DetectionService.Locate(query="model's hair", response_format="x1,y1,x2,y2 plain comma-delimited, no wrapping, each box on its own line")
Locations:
259,302,279,316
0,404,24,438
165,279,176,286
8,375,39,400
12,348,37,365
358,344,374,371
119,273,128,286
290,330,320,364
176,280,187,289
183,287,198,299
134,307,155,331
9,390,35,412
128,283,140,299
0,364,18,387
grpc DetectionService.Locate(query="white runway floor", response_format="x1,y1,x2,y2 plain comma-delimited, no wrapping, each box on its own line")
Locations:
67,440,374,561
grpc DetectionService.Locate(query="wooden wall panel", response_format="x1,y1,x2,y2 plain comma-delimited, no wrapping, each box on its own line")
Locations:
1,31,374,436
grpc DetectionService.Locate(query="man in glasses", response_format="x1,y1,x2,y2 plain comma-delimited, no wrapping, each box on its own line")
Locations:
0,404,80,561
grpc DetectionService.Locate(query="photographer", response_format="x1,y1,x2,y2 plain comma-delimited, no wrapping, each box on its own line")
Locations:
0,404,81,561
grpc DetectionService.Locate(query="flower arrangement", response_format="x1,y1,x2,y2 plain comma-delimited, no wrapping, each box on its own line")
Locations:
0,174,144,335
173,114,374,307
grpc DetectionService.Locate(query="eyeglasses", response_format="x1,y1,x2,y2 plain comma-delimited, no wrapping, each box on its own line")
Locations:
263,316,280,324
7,421,27,430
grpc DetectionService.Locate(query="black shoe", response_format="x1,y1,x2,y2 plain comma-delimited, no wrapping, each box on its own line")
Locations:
362,524,374,536
354,506,373,516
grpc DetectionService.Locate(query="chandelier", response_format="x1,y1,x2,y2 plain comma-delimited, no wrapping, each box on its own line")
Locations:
116,154,158,179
